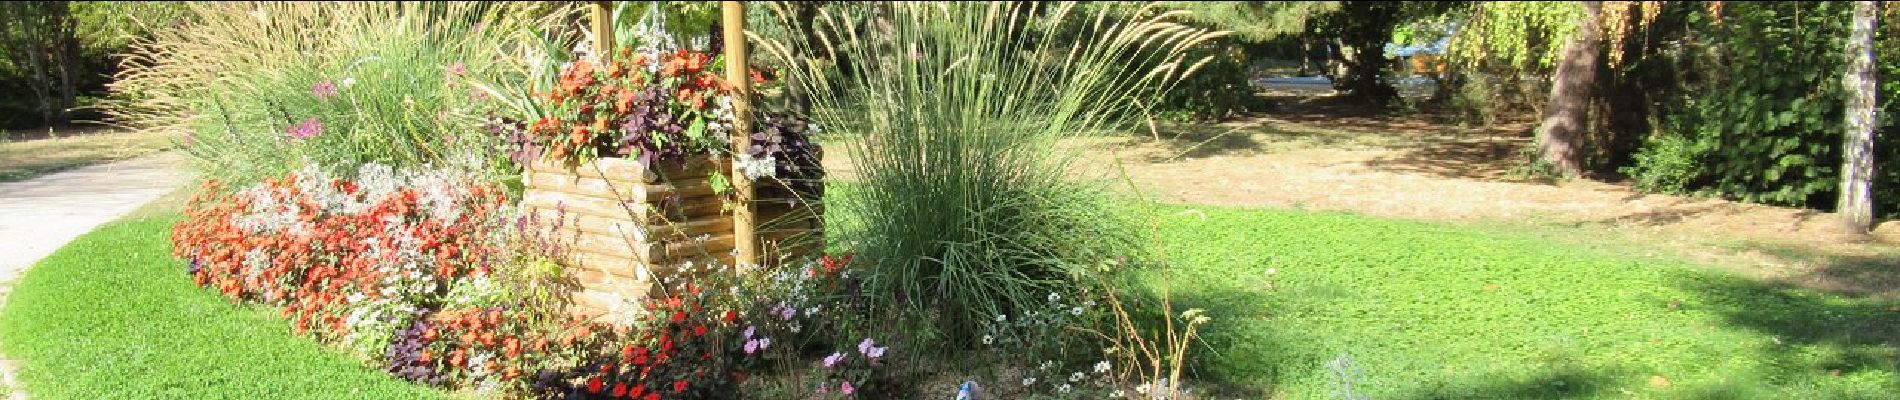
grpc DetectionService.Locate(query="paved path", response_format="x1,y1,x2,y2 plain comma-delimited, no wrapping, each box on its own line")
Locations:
0,152,193,400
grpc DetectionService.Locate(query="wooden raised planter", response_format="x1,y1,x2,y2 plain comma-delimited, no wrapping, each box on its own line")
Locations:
521,155,822,325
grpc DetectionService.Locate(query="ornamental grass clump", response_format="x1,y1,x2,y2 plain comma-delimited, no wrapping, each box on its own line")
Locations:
758,1,1223,349
110,1,557,185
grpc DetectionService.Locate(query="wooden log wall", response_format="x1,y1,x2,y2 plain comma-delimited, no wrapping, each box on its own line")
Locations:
521,156,822,325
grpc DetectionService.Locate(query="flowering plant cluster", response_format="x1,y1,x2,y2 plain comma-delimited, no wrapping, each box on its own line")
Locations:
174,166,883,397
172,164,510,359
492,40,825,200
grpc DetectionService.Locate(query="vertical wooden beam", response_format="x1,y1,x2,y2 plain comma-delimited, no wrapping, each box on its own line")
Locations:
722,1,759,267
592,1,614,62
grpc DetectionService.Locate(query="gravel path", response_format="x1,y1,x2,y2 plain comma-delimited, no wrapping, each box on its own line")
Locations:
0,152,193,400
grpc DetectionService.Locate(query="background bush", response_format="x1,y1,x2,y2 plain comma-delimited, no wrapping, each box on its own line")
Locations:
1625,2,1900,216
109,2,558,185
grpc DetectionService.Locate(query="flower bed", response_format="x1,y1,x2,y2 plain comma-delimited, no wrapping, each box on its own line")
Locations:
173,164,894,398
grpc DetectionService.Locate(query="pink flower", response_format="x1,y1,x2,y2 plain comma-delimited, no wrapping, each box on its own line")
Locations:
840,381,855,395
866,346,886,359
858,338,876,355
287,118,323,139
446,62,467,76
312,81,338,99
822,352,845,368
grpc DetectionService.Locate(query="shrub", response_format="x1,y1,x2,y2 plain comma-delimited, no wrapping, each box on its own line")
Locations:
760,1,1223,353
110,2,555,185
1624,1,1900,216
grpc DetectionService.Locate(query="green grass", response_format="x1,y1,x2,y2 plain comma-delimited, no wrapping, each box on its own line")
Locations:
0,215,453,400
1150,205,1900,399
5,198,1897,399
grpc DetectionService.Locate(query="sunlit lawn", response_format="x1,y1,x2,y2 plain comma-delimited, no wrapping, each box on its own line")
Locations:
0,128,173,182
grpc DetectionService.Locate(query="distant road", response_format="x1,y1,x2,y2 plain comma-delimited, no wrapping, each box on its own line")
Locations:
1251,76,1439,97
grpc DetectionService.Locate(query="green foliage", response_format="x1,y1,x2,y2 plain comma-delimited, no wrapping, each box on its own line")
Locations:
1626,1,1900,215
0,216,455,399
1155,205,1900,399
1445,2,1579,72
1437,1,1580,124
761,1,1220,352
110,2,555,186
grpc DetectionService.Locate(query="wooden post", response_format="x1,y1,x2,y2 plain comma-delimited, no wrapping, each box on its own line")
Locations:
592,1,614,62
722,1,759,266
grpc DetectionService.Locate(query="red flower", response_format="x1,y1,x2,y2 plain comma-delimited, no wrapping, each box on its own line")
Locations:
693,324,707,337
722,310,737,323
670,311,687,323
673,379,688,393
612,383,628,397
587,376,604,394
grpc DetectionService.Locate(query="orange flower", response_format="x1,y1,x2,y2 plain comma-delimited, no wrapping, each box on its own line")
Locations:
571,125,591,146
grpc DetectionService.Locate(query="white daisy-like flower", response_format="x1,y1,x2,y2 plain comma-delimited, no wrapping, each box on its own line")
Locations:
1070,306,1084,316
1094,360,1112,373
1057,383,1072,393
1022,377,1037,386
1047,292,1061,303
1069,372,1085,382
982,335,994,345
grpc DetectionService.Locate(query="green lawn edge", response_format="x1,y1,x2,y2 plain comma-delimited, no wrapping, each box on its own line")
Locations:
0,215,453,400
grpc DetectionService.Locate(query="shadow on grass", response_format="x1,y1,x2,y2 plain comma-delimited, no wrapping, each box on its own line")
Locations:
1676,270,1900,373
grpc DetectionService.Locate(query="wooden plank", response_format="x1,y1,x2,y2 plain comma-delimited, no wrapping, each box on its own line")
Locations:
529,156,727,184
524,208,733,241
528,172,719,202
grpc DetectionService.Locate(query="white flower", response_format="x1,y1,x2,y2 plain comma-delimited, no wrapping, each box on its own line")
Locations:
1110,389,1126,397
1069,372,1085,382
995,314,1007,322
1022,377,1037,386
982,335,994,345
341,77,357,87
1135,383,1151,394
1039,360,1055,370
1094,360,1112,373
1070,306,1084,316
1057,383,1072,393
1047,292,1061,303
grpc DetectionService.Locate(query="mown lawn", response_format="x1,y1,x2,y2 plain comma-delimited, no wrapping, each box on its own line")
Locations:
1152,205,1900,399
0,215,453,400
3,205,1896,399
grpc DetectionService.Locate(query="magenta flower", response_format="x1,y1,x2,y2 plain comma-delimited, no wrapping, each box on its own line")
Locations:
858,338,876,355
744,340,759,355
445,62,467,76
840,381,855,396
866,346,887,359
287,118,323,139
311,80,338,99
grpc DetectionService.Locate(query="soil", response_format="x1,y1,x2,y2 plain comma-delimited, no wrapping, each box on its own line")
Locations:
823,93,1900,300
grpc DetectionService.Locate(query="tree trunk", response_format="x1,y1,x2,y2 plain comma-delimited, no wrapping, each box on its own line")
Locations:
1838,0,1879,234
49,0,78,127
1298,36,1315,77
1332,1,1399,105
1534,1,1602,178
782,1,819,116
